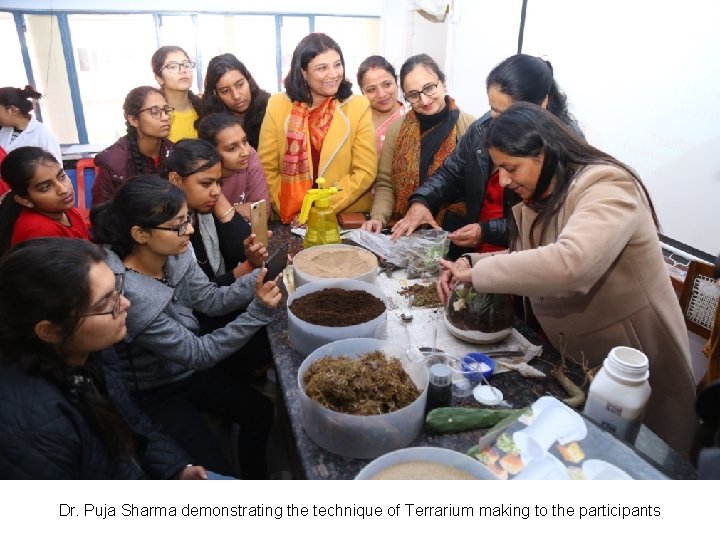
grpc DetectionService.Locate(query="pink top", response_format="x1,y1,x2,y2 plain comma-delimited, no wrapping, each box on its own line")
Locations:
375,102,405,155
11,207,90,246
221,146,270,205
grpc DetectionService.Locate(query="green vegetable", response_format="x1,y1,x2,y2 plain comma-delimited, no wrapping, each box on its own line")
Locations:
425,407,521,433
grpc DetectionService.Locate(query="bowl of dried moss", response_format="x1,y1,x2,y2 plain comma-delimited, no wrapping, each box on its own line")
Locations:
298,338,429,459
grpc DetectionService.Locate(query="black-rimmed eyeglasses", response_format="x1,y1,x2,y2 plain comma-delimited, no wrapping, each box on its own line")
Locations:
138,105,175,119
85,273,125,320
162,61,196,74
404,82,440,104
151,213,196,236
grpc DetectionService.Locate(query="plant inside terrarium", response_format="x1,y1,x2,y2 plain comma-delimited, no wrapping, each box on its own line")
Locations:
445,282,514,333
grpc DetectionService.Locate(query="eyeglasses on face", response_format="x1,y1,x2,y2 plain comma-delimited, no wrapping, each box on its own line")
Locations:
162,61,195,74
138,105,175,119
404,82,440,104
85,273,125,320
151,213,196,236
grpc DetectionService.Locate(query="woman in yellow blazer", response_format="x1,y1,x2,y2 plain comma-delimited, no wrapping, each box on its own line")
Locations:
258,33,377,224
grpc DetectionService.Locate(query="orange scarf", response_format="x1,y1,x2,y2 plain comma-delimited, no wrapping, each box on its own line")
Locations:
280,97,336,223
389,97,466,223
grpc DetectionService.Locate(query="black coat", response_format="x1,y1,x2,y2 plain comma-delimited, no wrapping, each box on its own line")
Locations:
0,348,190,479
408,112,520,248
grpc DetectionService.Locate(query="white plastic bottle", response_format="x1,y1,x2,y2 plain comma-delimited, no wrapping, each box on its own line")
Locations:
583,346,651,443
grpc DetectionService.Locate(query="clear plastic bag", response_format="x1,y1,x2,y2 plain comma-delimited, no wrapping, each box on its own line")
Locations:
345,229,449,278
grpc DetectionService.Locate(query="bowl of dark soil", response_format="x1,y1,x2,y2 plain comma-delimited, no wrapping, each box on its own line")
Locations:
287,279,388,356
444,282,514,344
298,338,429,459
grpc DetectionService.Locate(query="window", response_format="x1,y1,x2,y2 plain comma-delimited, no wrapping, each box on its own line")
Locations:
68,14,157,145
315,17,381,91
0,13,27,88
195,15,278,93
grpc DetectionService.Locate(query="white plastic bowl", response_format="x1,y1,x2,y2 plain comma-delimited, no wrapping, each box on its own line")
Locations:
287,278,387,357
292,244,378,287
355,446,497,480
298,338,429,459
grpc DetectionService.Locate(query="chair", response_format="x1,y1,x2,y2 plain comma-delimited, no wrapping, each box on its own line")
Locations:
679,259,719,339
74,158,97,225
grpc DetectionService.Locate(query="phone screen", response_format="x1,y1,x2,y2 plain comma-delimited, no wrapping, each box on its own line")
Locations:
263,245,288,283
250,200,268,247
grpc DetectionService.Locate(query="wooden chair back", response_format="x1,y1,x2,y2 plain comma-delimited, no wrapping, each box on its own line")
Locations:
679,259,719,339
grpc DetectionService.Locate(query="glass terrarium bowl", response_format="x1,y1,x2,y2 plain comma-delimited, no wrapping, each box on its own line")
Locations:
444,282,514,344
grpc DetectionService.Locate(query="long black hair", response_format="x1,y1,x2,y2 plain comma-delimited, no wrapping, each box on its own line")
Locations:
0,146,60,256
486,102,658,248
0,237,136,457
284,33,353,105
123,86,167,176
486,54,572,125
91,175,186,260
199,53,270,150
196,112,244,153
150,45,202,116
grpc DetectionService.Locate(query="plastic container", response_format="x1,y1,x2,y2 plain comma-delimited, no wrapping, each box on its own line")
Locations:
425,363,452,413
461,353,495,384
292,244,378,287
444,283,514,344
298,338,429,459
583,346,651,444
287,278,387,356
355,446,497,480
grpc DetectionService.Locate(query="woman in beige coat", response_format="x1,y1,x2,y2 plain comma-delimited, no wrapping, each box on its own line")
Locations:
439,102,696,457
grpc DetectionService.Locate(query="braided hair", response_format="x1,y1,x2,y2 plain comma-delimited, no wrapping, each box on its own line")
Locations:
122,86,166,176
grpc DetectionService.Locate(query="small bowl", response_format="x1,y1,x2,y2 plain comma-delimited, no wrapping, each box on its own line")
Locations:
461,353,495,384
355,447,497,480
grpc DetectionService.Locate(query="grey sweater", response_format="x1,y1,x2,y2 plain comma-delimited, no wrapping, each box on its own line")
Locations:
105,248,277,391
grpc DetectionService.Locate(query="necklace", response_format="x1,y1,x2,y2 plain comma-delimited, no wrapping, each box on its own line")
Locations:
124,266,169,285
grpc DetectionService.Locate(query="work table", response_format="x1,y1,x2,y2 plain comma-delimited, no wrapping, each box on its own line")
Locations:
266,224,697,480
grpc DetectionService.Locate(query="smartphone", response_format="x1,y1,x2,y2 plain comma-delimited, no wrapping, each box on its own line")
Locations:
250,200,268,247
263,245,288,283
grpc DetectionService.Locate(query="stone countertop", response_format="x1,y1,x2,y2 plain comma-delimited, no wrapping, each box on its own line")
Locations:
267,224,697,480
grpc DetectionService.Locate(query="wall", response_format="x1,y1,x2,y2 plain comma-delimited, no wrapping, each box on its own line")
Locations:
444,0,720,254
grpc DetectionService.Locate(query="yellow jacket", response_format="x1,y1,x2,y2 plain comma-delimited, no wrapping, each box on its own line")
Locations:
258,92,378,218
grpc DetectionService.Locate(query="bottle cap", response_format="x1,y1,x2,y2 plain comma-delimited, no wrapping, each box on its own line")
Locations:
429,363,451,386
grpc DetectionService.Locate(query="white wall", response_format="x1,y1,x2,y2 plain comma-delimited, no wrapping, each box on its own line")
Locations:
444,0,720,255
1,0,384,15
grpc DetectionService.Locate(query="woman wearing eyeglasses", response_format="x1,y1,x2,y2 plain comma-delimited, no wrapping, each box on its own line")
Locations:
361,54,475,234
91,86,174,205
0,237,208,479
91,175,281,478
199,53,270,151
258,33,377,224
0,146,89,256
151,46,201,142
390,54,580,256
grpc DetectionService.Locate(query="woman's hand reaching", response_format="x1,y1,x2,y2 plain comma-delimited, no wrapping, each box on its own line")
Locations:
437,257,473,304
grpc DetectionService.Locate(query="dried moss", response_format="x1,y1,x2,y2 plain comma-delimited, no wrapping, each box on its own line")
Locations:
399,282,442,308
303,351,421,415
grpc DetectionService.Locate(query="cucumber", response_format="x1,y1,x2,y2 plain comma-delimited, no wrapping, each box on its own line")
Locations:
425,407,522,433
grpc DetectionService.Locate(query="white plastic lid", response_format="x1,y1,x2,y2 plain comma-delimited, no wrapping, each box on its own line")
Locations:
473,384,503,406
429,363,452,386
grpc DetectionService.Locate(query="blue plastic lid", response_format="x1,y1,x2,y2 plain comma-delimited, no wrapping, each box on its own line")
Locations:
461,353,495,384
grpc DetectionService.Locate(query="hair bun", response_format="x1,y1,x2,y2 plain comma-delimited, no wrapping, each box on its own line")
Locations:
21,85,42,100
